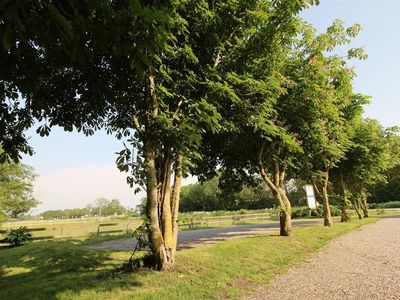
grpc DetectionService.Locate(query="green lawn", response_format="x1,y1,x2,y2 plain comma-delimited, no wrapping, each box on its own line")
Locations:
0,218,143,239
0,217,381,300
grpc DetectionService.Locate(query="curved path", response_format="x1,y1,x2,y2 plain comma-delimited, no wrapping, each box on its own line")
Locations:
244,216,400,300
91,219,322,251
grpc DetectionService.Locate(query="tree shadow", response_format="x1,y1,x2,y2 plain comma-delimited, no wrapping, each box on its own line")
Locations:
0,239,143,299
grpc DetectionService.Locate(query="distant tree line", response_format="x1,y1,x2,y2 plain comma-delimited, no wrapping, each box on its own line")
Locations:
178,177,307,212
40,198,128,220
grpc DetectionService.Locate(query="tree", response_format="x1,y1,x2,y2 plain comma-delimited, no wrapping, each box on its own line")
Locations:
103,199,127,216
366,127,400,205
0,151,38,220
291,20,368,226
198,20,367,235
332,118,389,220
94,197,110,217
1,0,317,269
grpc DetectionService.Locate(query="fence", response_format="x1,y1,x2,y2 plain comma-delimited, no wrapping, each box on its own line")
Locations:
0,212,273,242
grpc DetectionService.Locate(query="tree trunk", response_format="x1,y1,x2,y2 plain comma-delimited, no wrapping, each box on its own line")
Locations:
144,141,172,270
360,190,369,218
278,188,292,236
353,197,362,219
258,147,292,237
171,153,183,257
321,169,333,227
340,175,350,222
142,67,178,270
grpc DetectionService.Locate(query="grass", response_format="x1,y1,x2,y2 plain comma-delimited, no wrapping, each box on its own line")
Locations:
0,218,142,239
0,216,383,300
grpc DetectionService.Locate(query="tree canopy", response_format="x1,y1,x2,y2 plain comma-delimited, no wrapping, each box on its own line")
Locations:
0,150,38,220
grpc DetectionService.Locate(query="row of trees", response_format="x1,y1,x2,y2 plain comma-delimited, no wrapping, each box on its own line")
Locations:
1,0,398,270
40,198,128,219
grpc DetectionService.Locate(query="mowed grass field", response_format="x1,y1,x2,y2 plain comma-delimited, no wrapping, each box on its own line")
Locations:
0,218,143,239
0,210,275,240
0,217,382,300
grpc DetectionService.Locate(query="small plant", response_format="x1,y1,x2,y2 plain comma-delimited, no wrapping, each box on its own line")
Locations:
376,208,385,215
116,219,153,273
4,227,32,247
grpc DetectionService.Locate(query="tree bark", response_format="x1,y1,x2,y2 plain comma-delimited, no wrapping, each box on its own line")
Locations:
171,153,183,257
258,146,292,236
321,169,333,227
142,67,178,270
353,197,363,219
144,141,172,270
360,189,369,218
340,174,350,222
278,188,292,236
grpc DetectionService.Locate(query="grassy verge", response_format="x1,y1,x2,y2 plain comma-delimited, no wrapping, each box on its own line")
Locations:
0,217,382,300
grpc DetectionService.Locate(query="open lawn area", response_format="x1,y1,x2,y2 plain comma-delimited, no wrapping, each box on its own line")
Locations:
0,217,380,300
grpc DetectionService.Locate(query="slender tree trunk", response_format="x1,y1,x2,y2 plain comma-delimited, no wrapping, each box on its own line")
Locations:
321,169,333,227
360,189,369,218
258,147,292,236
353,197,363,219
142,67,178,270
278,188,292,236
144,141,171,270
171,153,183,257
340,174,350,222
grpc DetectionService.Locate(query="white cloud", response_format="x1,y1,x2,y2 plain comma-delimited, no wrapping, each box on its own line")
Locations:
32,165,198,213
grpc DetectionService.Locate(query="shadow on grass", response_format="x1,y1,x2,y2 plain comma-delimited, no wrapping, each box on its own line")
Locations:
0,239,142,300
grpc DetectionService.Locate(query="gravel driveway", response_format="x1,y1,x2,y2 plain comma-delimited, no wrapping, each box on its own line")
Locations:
91,219,322,251
244,216,400,300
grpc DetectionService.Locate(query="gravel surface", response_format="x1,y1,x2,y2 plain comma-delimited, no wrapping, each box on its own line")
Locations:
91,219,322,251
244,216,400,300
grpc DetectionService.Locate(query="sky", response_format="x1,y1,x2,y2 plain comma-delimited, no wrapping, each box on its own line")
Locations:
22,0,400,213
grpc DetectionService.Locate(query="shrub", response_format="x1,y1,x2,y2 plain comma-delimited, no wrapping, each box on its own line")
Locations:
369,201,400,209
4,226,32,247
376,208,385,215
291,205,341,219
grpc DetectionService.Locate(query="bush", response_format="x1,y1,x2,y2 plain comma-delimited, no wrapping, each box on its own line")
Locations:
291,205,341,219
369,201,400,209
376,208,385,215
4,226,32,247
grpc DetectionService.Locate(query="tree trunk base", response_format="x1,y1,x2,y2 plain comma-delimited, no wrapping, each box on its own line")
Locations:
280,211,292,236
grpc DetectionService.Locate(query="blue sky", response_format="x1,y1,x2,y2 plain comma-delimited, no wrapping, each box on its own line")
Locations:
23,1,400,212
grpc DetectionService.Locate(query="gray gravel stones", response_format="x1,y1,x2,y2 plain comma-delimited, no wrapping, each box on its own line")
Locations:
244,216,400,300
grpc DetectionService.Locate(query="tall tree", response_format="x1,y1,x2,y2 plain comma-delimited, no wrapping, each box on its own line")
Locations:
0,150,38,220
1,0,316,269
292,20,367,226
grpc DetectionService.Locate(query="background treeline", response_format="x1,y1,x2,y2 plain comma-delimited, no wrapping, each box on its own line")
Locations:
40,198,128,220
179,177,307,212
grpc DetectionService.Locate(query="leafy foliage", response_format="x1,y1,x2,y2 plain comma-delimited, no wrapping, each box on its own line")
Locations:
4,226,32,247
0,151,38,220
180,176,275,212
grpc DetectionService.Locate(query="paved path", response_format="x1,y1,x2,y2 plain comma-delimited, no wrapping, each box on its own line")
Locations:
244,216,400,300
91,219,322,251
